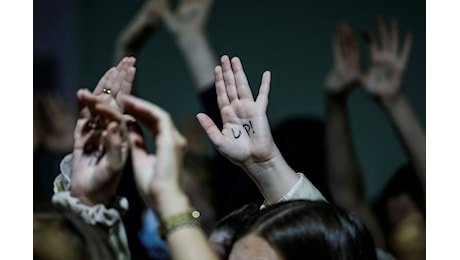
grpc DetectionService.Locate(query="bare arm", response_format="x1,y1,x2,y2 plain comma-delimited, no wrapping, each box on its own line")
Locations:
197,55,323,204
114,0,168,62
123,95,218,260
324,23,386,249
161,0,217,89
361,17,425,192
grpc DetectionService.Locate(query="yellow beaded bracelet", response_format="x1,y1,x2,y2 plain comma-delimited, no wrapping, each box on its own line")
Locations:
158,209,201,239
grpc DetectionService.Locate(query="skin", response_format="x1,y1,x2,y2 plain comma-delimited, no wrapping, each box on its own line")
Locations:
161,0,217,88
70,90,129,206
121,94,219,260
196,55,301,204
323,22,386,249
70,56,136,206
361,17,424,191
323,17,423,250
229,233,283,260
115,0,168,60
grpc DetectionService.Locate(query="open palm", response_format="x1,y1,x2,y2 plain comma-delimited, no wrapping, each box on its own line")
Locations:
197,56,275,166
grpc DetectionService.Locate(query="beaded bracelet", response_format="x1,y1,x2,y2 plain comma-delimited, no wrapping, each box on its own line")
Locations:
157,209,201,239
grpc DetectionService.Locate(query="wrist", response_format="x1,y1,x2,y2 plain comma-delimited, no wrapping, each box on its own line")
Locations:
380,92,405,108
176,31,207,50
323,69,358,97
157,208,201,240
242,147,299,204
153,189,193,221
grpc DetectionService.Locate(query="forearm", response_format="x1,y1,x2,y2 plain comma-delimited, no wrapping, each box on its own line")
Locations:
153,190,218,260
175,31,217,89
241,147,303,205
381,94,426,190
325,93,365,207
326,94,386,249
114,10,161,62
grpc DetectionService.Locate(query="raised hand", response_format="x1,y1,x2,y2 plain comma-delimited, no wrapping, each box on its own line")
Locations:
361,17,412,101
93,56,137,112
122,95,188,217
70,89,129,206
115,0,169,60
161,0,213,35
324,23,362,94
84,56,136,131
196,55,275,168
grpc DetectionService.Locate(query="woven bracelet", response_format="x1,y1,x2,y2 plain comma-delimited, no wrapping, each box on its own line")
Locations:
158,209,201,239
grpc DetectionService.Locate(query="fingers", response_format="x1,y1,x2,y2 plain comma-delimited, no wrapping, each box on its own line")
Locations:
93,57,136,98
116,56,136,71
400,33,413,67
112,56,137,96
77,89,101,119
331,33,341,62
256,71,271,109
120,66,136,95
218,55,255,103
341,23,359,59
127,121,150,174
377,16,389,51
231,57,253,99
221,55,238,101
122,94,185,155
389,19,399,54
214,65,230,109
121,94,171,137
196,113,222,148
102,121,129,172
362,30,379,59
93,68,116,95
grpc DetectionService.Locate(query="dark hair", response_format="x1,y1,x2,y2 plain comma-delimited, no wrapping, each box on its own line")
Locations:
243,200,377,260
33,203,117,260
210,202,261,259
372,163,425,235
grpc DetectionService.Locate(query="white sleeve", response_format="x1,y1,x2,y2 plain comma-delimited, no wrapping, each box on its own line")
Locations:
260,172,326,209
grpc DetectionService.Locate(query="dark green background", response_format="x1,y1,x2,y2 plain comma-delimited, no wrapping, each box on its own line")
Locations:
35,0,426,201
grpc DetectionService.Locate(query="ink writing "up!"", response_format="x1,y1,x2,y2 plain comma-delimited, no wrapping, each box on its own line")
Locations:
232,120,255,139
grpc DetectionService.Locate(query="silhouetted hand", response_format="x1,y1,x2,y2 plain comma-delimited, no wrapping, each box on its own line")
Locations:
162,0,213,35
324,23,361,94
361,17,412,101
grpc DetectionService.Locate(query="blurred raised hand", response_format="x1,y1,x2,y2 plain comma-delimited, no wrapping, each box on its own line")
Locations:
70,90,129,206
362,17,424,190
361,17,412,101
324,23,362,95
115,0,169,60
161,0,213,35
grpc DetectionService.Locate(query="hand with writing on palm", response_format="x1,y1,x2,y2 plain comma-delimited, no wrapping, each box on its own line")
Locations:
196,55,276,167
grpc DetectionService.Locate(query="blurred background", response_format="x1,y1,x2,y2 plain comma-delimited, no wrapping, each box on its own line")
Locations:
33,0,425,202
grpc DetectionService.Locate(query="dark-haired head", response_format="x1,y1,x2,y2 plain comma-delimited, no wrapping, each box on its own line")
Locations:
209,202,260,259
230,200,377,260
